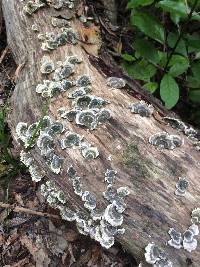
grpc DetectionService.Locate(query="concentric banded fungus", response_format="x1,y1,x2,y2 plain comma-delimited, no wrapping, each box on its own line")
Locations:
23,0,46,15
106,77,126,89
164,117,198,140
105,169,117,184
66,55,82,65
37,132,54,156
76,75,91,87
51,17,70,28
191,208,200,224
96,109,111,123
16,122,28,143
117,187,130,198
168,228,182,249
58,108,77,121
145,243,172,266
53,64,74,81
72,177,83,196
129,100,154,117
50,154,64,174
20,150,33,167
104,203,123,227
58,206,76,221
149,132,183,150
80,146,99,160
183,224,199,252
40,56,55,74
82,191,97,210
36,80,63,98
60,131,82,149
67,87,91,99
29,164,44,182
75,109,97,129
175,177,189,196
16,122,39,148
61,80,74,91
103,185,117,202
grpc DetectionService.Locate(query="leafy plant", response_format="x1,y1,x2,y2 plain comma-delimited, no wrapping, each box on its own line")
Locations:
122,0,200,114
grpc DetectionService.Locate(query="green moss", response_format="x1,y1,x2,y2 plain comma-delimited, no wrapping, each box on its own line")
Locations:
122,143,150,179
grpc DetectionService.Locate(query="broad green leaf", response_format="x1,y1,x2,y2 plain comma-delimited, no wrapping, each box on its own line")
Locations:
133,38,160,64
187,76,200,88
127,0,154,8
130,11,165,44
191,61,200,77
143,82,158,93
158,51,168,67
160,74,179,109
121,53,135,62
123,60,157,82
185,34,200,52
167,32,187,56
156,1,188,20
189,90,200,103
168,55,189,77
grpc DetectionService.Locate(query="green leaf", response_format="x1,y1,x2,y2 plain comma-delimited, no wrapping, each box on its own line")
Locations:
168,55,189,77
143,82,158,93
130,11,165,44
160,74,179,109
127,0,154,8
133,38,160,64
167,32,187,56
123,59,157,82
186,34,200,52
187,76,200,88
121,53,135,62
191,61,200,77
189,89,200,103
158,51,168,67
156,1,188,21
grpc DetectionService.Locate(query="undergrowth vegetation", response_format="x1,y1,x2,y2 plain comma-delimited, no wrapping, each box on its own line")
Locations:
122,0,200,125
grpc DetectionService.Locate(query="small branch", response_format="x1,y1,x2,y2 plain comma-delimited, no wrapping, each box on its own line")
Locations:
0,202,60,219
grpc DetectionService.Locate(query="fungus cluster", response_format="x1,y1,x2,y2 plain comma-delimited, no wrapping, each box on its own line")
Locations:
175,177,189,196
23,0,46,15
106,77,126,89
168,224,199,252
145,243,172,267
164,117,199,141
129,100,154,117
191,208,200,224
149,132,183,150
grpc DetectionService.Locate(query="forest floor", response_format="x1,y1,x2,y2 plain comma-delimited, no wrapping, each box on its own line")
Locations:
0,11,136,267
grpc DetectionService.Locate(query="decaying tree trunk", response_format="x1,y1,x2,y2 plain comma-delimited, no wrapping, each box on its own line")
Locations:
2,1,200,266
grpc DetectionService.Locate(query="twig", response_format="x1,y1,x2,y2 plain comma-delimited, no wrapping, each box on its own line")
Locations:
0,202,60,219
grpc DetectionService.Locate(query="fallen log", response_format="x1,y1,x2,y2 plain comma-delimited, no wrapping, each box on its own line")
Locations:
2,1,200,266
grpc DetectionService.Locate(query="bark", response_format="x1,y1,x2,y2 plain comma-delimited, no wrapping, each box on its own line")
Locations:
2,1,200,266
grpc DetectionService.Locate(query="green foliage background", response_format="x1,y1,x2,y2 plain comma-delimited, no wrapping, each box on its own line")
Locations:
122,0,200,125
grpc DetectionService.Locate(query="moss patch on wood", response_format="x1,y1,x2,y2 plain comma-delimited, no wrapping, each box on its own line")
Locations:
122,143,150,179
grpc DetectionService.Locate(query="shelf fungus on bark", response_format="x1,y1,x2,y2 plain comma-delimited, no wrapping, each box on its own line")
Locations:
76,75,91,87
129,100,154,117
51,17,70,28
39,29,78,51
80,145,99,160
175,177,189,196
50,154,64,174
105,169,117,184
16,121,39,148
82,191,97,210
50,0,75,10
106,77,126,89
60,131,83,149
168,228,182,249
191,208,200,224
20,150,45,182
67,86,91,99
53,63,74,81
40,56,55,74
149,132,183,150
23,0,46,15
145,243,173,267
163,117,199,140
168,224,199,253
66,55,82,65
36,80,64,97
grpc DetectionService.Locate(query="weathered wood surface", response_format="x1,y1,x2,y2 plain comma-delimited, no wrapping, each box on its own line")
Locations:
2,1,200,266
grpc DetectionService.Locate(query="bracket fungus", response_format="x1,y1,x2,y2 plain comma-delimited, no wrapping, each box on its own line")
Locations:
149,132,183,150
175,177,189,196
51,17,70,28
50,154,64,174
168,224,199,252
106,77,126,89
40,56,55,74
76,75,91,87
191,208,200,224
23,0,46,15
145,243,172,267
129,100,154,117
60,131,82,149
